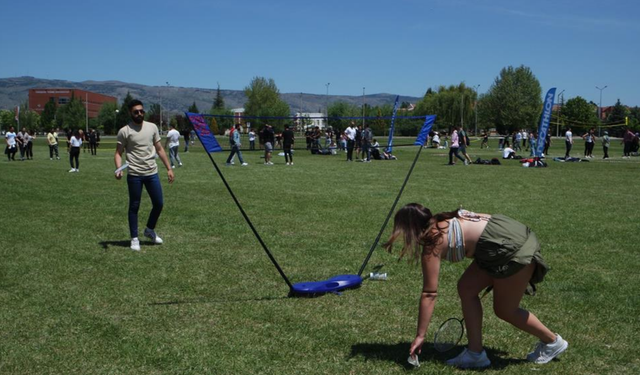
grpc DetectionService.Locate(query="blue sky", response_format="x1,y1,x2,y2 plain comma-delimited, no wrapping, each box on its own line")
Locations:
1,0,638,106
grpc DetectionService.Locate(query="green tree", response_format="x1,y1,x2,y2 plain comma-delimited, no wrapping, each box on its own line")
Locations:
244,76,290,131
115,92,135,132
96,101,119,134
55,95,86,131
213,84,225,110
40,100,57,130
328,101,359,133
606,99,629,125
628,107,640,131
478,65,542,134
0,109,15,130
414,83,477,133
188,101,199,113
561,96,599,130
147,103,162,126
16,102,41,131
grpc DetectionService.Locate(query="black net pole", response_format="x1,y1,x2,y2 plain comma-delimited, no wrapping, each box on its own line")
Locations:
357,145,424,276
195,131,294,290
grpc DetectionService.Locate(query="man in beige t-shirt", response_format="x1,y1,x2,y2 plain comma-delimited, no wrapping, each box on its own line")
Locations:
115,99,174,251
47,128,60,160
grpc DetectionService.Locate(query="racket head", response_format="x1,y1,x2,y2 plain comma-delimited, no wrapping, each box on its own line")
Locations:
433,317,464,353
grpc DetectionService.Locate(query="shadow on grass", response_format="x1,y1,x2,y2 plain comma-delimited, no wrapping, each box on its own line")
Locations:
349,342,525,370
148,295,288,306
98,240,155,250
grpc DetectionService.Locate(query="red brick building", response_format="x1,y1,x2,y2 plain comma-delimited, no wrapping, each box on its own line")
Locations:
29,88,116,118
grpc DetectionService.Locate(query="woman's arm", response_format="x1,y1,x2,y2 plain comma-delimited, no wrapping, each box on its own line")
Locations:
409,249,442,357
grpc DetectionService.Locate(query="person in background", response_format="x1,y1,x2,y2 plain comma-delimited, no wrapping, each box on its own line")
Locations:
88,128,98,155
582,128,596,159
432,132,441,148
601,130,610,159
543,132,551,157
344,121,357,162
564,127,573,159
69,130,82,172
384,204,567,369
458,128,472,165
248,129,256,150
114,99,174,251
502,146,515,159
225,123,248,166
183,129,191,153
189,129,196,147
621,127,634,159
16,128,26,161
361,123,373,162
263,124,275,165
25,130,35,160
282,124,295,165
47,128,60,160
480,132,489,149
5,126,17,161
165,123,183,168
448,126,467,166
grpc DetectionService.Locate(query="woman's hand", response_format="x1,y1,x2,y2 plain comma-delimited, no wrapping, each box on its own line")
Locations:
409,335,425,357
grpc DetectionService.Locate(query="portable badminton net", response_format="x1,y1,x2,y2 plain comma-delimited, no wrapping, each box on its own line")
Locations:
186,112,435,297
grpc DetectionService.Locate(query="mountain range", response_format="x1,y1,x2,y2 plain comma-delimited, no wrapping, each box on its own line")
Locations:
0,76,422,115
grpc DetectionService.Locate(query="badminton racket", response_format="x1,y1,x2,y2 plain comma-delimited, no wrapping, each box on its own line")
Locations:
433,286,493,353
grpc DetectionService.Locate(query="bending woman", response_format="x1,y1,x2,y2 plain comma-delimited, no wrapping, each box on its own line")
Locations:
384,204,568,369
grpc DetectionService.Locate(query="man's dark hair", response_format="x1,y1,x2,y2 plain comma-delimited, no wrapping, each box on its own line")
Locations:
128,99,144,110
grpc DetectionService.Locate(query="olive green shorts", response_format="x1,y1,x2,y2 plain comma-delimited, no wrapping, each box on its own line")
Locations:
474,214,549,285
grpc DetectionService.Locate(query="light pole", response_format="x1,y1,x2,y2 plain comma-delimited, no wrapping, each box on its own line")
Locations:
596,85,607,136
325,82,330,129
362,87,365,128
473,84,480,135
164,81,170,134
114,109,119,132
556,89,565,137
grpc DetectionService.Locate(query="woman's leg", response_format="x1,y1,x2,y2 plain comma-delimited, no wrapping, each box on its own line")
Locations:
457,262,493,353
492,263,556,344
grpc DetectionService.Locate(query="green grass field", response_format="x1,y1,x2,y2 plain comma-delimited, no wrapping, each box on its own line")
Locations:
1,136,639,374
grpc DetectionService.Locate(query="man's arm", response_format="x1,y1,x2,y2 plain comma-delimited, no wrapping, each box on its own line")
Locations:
155,141,175,183
114,143,125,180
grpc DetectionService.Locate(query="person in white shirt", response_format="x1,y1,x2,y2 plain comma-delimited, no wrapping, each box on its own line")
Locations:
5,126,17,161
432,133,440,148
164,124,183,168
69,130,83,172
503,146,515,159
344,121,357,161
248,130,256,150
564,127,573,159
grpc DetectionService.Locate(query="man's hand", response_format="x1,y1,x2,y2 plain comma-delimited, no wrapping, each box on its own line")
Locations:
115,170,123,180
167,169,175,183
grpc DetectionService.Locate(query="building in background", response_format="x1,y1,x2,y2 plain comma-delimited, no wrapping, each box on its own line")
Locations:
29,88,116,118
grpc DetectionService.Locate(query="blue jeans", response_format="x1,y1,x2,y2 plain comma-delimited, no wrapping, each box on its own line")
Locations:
226,144,245,164
127,173,164,238
169,145,182,166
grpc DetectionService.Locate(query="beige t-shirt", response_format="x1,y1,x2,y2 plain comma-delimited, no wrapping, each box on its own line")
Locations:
117,121,161,176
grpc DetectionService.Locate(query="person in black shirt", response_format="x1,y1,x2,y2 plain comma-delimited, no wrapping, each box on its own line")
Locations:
282,124,295,165
89,129,98,155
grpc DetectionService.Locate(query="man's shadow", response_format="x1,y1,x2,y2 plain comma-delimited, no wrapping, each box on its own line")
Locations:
99,240,154,250
349,342,526,370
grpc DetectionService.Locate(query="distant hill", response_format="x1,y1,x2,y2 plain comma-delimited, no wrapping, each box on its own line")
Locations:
0,76,422,115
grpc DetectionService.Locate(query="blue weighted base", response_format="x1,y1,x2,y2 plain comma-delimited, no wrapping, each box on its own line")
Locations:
289,274,363,297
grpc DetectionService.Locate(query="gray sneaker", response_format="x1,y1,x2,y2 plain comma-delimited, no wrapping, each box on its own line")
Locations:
527,334,568,364
143,228,163,244
131,238,141,251
445,348,490,369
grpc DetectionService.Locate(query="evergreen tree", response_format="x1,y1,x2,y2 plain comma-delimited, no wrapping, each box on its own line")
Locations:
40,100,57,130
213,83,225,110
606,99,629,124
188,101,199,113
115,92,134,130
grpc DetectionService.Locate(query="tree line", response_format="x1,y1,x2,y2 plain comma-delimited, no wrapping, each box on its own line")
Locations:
1,66,639,137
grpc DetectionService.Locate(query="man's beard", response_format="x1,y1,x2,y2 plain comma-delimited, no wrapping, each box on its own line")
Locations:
132,115,144,124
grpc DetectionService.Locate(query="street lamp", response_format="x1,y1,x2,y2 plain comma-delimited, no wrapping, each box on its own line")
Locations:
473,84,480,135
164,81,170,134
596,85,607,136
114,109,119,132
362,87,366,128
325,82,330,129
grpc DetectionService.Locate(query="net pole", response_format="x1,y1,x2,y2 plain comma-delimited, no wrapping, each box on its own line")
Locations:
357,145,424,276
194,127,294,291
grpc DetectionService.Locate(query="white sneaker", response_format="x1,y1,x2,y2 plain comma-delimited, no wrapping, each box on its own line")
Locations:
69,168,76,173
268,161,274,165
527,334,568,364
445,348,491,369
290,162,293,165
143,228,163,244
131,238,141,251
286,162,290,166
179,163,183,167
241,162,248,166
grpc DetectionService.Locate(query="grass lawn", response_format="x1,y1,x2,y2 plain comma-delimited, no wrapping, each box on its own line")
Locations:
1,136,639,374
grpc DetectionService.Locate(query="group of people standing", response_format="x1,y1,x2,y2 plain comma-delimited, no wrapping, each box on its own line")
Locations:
343,121,374,162
4,127,35,161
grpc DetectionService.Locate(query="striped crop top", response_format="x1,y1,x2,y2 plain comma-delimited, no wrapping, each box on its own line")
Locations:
445,209,490,262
